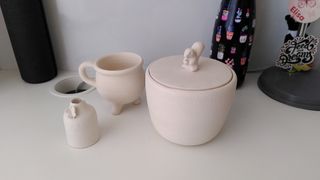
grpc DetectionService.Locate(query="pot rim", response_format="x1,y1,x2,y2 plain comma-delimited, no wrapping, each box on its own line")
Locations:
94,52,143,76
147,66,236,92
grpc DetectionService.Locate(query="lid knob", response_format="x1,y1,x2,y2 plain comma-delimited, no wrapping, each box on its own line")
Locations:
182,42,205,72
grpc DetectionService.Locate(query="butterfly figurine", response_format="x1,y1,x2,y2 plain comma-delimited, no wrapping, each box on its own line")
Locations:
298,0,317,8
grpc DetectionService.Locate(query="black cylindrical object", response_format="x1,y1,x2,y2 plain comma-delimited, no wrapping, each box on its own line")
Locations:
210,0,256,87
0,0,57,83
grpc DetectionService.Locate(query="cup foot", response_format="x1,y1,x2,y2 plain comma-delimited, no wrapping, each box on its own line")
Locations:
112,103,123,115
133,98,141,105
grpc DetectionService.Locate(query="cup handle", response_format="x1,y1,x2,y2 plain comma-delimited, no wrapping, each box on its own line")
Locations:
79,61,96,87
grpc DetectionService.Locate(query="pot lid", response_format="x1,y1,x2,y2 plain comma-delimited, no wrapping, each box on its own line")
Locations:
148,42,233,91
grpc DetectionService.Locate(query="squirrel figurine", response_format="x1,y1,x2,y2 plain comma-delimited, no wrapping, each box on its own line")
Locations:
182,42,205,72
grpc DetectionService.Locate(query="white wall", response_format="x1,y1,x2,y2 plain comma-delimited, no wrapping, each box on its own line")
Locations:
0,8,16,70
1,0,320,71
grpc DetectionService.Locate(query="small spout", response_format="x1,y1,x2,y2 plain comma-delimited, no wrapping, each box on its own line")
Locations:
69,106,77,118
67,98,81,118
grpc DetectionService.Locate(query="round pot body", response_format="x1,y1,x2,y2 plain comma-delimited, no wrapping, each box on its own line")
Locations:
146,56,237,146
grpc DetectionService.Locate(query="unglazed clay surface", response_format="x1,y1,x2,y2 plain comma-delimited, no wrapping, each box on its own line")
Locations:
146,42,237,145
79,52,145,115
63,98,100,148
182,42,205,72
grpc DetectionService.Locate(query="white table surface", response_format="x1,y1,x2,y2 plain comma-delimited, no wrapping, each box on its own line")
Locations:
1,70,319,180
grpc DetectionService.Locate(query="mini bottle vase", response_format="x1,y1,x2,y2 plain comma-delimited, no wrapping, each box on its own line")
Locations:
63,98,100,148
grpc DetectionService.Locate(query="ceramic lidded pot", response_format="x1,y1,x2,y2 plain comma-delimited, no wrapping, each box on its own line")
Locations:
146,42,237,146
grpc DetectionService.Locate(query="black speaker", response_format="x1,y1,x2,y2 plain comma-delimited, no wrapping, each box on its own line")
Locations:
0,0,57,83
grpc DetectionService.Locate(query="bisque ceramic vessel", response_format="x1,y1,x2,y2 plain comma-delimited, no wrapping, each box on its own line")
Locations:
146,42,237,146
79,52,145,115
63,98,100,148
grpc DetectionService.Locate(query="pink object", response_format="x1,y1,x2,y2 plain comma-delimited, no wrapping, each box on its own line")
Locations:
221,10,229,21
289,0,320,23
241,57,247,65
216,34,222,42
146,42,237,146
227,31,234,40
